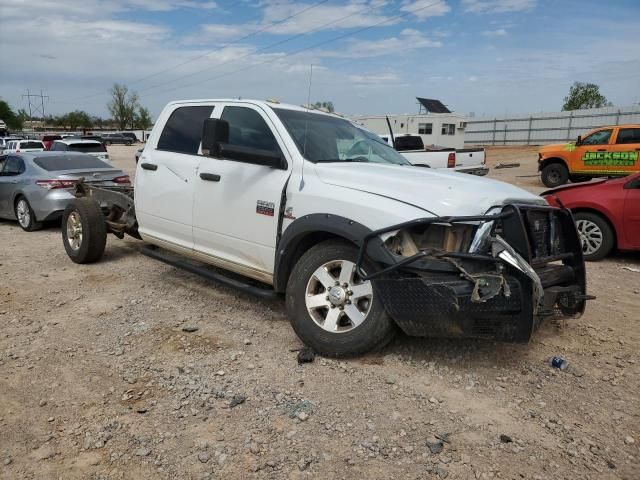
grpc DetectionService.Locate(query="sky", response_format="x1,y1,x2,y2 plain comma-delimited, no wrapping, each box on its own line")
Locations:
1,0,639,120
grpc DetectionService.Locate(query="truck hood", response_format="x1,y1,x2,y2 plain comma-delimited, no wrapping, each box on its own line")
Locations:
539,142,572,155
314,163,545,217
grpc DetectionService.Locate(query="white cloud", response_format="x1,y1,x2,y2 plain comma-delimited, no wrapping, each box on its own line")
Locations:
258,1,393,35
184,24,249,44
401,0,451,20
482,28,508,36
336,28,442,58
462,0,536,13
348,72,401,85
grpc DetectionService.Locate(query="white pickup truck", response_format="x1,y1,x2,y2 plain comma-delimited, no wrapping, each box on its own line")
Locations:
60,99,588,356
380,134,488,175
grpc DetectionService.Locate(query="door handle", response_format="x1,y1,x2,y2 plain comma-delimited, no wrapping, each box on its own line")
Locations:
200,173,221,182
140,162,158,171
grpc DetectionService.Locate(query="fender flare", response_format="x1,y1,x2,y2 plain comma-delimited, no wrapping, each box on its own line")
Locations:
538,156,568,172
273,213,393,293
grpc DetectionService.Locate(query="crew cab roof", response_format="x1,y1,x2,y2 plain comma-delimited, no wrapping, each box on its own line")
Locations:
166,98,342,118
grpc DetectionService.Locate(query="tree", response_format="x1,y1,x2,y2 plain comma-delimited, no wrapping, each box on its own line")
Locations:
63,110,93,131
313,101,335,113
0,100,24,130
107,83,139,130
134,106,153,129
562,82,612,111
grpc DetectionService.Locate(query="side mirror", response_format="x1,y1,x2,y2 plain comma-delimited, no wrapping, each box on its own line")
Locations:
202,118,229,157
575,135,582,146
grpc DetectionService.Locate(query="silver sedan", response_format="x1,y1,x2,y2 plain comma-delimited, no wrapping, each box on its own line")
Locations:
0,151,130,231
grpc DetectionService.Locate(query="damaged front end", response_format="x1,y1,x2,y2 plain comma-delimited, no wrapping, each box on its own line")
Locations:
356,204,589,342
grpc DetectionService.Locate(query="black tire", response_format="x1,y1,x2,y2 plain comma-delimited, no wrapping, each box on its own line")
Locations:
14,196,43,232
61,198,107,264
126,142,132,146
541,163,569,187
285,240,395,357
573,212,615,261
105,141,111,146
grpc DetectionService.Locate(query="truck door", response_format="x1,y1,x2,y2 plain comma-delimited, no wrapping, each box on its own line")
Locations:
573,128,614,175
135,104,215,250
623,175,640,247
610,127,640,176
192,103,292,280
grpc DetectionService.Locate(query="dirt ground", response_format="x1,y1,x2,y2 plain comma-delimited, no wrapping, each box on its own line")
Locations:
1,145,638,480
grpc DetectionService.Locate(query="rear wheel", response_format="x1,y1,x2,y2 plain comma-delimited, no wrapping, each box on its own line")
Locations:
286,240,395,357
62,198,107,264
541,163,569,187
15,197,43,232
574,212,614,261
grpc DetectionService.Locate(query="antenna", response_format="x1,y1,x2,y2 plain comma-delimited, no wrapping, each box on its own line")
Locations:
300,63,313,190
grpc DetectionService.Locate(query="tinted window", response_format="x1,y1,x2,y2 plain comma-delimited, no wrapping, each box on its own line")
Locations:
20,141,44,149
616,128,640,145
582,129,612,145
2,156,25,175
68,143,105,153
221,106,279,152
51,142,66,151
157,105,214,154
394,136,424,151
34,154,110,171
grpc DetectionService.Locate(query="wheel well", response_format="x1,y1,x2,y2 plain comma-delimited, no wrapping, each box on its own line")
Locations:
540,157,567,170
572,208,618,246
275,231,353,292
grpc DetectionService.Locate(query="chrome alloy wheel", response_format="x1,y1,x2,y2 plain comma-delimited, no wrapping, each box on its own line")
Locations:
66,211,83,251
305,260,373,333
576,218,603,255
16,199,30,228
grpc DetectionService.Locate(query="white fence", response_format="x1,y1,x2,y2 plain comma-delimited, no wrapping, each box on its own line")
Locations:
464,105,640,145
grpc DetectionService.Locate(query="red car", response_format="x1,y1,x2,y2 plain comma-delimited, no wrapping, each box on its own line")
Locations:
41,134,62,150
543,173,640,260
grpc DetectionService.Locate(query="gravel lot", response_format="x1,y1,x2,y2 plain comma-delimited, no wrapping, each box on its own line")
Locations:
1,145,638,479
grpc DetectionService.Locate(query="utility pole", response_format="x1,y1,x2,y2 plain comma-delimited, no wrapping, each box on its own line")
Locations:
22,89,49,120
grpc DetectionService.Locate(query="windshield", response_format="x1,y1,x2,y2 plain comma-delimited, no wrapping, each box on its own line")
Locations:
68,143,105,153
34,154,111,171
273,108,409,165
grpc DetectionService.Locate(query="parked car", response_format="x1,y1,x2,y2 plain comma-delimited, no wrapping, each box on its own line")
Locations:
0,137,21,152
51,139,109,162
543,173,640,260
135,147,144,164
102,133,133,146
41,134,63,150
538,124,640,187
118,132,139,143
59,99,589,357
0,152,129,231
380,134,488,175
3,140,45,153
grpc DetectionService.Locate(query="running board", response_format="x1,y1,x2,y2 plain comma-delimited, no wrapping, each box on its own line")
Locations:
140,245,278,300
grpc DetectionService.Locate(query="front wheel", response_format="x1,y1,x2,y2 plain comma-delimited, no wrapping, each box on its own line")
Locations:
574,212,614,261
541,163,569,187
61,198,107,264
286,240,395,357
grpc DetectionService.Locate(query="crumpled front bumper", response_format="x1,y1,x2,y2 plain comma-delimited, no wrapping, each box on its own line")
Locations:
357,204,588,342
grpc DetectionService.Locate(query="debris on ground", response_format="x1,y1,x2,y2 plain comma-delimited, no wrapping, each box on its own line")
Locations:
495,162,521,169
297,347,316,364
181,325,199,332
229,395,247,408
622,266,640,273
500,434,513,443
427,439,445,454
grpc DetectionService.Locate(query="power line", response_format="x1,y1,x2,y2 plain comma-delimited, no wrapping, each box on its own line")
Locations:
141,0,447,99
136,0,392,96
53,0,331,104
